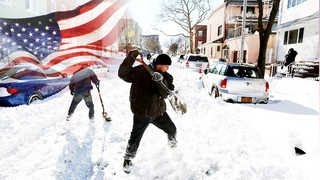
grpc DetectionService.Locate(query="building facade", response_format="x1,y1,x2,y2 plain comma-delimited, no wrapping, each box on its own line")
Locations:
203,0,276,64
141,35,161,54
192,25,207,53
118,18,142,53
276,0,320,62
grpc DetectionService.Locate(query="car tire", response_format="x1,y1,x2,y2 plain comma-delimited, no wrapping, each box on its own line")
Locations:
210,86,219,98
28,93,42,105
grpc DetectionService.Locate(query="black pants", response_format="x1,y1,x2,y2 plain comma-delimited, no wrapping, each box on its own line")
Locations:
124,112,177,160
68,91,94,118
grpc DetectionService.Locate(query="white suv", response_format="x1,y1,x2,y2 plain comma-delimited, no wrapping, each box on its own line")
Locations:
183,54,209,73
202,62,269,104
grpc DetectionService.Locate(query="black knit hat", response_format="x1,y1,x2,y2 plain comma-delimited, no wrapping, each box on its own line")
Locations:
154,54,172,65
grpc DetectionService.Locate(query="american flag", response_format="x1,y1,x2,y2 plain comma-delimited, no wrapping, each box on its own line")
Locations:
0,0,128,78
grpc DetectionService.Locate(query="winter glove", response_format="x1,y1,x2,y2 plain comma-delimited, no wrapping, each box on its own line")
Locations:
128,49,140,59
162,73,174,90
71,91,74,95
152,72,163,82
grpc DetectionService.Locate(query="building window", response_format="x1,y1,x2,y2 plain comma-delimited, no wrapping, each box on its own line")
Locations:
241,6,255,14
287,0,306,8
217,46,220,52
288,29,298,44
198,30,203,37
298,28,304,43
284,28,304,44
241,6,255,16
218,25,222,36
284,31,288,45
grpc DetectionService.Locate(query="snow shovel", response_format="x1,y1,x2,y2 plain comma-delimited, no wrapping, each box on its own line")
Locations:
96,86,111,121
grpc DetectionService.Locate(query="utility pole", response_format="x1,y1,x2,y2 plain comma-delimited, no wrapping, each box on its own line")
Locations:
318,2,320,63
239,0,247,63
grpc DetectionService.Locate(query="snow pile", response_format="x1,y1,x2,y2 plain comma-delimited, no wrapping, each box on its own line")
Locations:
0,60,319,180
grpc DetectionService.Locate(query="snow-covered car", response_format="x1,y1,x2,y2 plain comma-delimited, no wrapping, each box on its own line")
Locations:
182,54,209,73
202,62,269,103
0,66,69,107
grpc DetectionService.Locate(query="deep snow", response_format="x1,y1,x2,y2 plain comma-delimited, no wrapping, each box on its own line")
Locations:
0,58,319,180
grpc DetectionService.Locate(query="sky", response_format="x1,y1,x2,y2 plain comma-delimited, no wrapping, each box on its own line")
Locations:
128,0,224,47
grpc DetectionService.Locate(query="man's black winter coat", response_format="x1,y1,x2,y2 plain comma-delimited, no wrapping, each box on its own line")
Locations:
118,56,174,118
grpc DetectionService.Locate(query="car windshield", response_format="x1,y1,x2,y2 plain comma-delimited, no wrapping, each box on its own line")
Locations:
225,66,262,78
188,56,208,62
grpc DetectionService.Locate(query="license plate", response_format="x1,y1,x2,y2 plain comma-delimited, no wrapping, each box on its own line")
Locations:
241,97,252,103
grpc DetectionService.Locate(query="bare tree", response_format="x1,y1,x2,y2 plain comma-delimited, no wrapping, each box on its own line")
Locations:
144,38,161,53
169,42,179,56
257,0,280,77
160,0,211,53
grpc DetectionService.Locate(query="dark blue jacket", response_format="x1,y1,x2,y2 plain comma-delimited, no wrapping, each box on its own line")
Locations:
69,68,99,94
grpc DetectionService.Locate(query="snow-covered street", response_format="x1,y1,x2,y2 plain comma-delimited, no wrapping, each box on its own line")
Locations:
0,60,319,180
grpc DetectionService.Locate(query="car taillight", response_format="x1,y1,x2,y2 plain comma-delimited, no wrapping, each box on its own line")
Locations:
220,79,227,88
7,88,19,94
186,61,189,67
265,82,269,92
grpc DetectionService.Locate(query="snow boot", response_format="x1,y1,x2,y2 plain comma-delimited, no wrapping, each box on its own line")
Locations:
123,159,133,174
168,136,177,148
66,115,72,121
294,147,306,155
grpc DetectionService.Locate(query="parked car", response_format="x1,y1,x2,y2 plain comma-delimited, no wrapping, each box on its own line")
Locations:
150,53,159,63
201,62,269,103
182,54,209,73
178,54,185,63
0,66,69,107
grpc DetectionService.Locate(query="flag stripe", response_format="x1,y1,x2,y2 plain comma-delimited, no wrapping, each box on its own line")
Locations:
59,0,124,37
43,46,106,63
57,0,113,30
55,0,104,21
60,4,128,47
44,51,108,68
89,19,123,47
0,0,128,79
8,57,41,67
45,56,107,74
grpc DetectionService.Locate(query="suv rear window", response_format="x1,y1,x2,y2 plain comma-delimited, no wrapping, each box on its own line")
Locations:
225,66,262,78
187,56,208,62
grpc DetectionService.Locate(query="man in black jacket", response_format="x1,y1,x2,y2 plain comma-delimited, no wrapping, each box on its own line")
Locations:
284,48,298,66
67,67,99,121
118,50,177,173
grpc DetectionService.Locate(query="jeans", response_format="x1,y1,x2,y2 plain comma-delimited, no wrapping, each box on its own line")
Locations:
124,112,177,160
68,91,94,119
